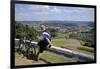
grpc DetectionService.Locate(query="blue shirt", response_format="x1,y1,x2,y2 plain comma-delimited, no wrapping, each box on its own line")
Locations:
42,32,51,44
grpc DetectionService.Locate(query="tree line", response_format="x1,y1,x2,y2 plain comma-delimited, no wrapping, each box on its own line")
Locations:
15,22,58,40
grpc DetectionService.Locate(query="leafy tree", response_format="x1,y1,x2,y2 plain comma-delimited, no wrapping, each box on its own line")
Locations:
15,22,39,40
47,28,58,38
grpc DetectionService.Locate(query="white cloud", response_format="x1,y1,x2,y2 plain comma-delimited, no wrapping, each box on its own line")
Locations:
44,5,50,9
31,5,49,12
31,5,62,14
50,7,61,13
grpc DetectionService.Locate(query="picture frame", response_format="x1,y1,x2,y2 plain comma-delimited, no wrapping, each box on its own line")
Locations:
11,0,96,69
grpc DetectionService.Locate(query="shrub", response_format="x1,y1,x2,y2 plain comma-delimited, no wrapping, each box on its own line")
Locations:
15,23,39,40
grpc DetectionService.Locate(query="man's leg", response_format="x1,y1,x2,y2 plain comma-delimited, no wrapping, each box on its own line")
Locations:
35,46,42,61
35,51,40,61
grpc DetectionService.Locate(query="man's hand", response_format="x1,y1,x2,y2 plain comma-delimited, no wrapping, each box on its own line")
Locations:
48,44,51,48
47,44,52,48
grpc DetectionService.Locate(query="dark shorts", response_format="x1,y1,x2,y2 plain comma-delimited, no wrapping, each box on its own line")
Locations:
38,39,49,53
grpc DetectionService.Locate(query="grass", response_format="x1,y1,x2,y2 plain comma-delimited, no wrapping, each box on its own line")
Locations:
51,38,80,50
77,46,94,53
76,41,94,55
77,46,94,56
15,37,94,64
51,38,94,55
41,51,76,63
15,44,76,64
51,38,68,48
57,32,66,38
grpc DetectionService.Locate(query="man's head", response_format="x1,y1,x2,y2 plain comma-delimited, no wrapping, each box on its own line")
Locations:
40,24,46,32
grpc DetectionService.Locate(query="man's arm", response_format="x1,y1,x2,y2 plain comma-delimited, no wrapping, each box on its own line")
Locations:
46,38,52,47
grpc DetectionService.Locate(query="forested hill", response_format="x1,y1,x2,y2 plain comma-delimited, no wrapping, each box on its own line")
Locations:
16,21,94,27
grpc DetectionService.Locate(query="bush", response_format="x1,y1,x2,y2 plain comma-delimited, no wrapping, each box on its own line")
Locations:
69,32,95,48
15,23,39,39
80,40,95,48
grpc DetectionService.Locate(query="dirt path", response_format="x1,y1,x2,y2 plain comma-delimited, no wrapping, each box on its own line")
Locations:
66,39,81,50
15,52,46,66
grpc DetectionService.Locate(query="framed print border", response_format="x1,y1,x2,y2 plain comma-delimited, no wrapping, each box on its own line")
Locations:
10,0,97,69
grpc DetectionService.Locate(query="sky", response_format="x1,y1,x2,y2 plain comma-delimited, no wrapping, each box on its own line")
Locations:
15,4,94,21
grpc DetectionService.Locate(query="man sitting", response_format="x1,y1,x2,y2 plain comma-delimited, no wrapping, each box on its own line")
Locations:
36,24,52,61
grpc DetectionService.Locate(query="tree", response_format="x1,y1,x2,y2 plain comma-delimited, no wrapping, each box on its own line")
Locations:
48,28,58,38
15,22,39,40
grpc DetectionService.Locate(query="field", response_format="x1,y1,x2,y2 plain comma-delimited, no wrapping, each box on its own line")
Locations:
52,38,94,55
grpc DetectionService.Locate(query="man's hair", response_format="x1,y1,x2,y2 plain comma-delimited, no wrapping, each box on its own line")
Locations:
40,24,46,32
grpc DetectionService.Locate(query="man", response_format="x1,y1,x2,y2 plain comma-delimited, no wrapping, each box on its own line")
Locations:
36,24,52,61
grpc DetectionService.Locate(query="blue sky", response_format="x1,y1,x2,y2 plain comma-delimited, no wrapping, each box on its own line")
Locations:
15,4,94,21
